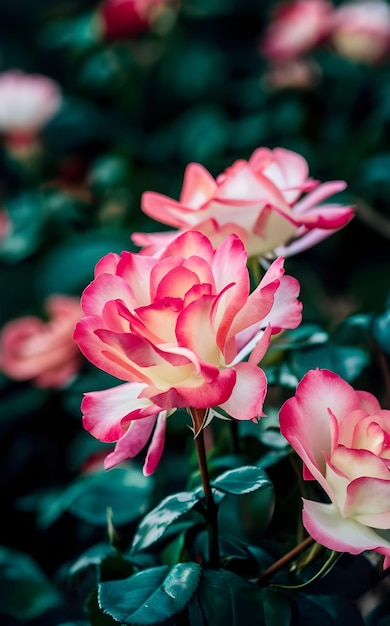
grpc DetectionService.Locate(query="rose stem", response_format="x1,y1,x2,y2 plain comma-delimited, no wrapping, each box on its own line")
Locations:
190,407,220,569
256,535,314,584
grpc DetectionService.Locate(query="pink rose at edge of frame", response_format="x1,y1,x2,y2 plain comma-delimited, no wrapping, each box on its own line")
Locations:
0,295,82,388
279,368,390,569
132,146,354,260
260,0,334,62
74,230,302,475
330,0,390,65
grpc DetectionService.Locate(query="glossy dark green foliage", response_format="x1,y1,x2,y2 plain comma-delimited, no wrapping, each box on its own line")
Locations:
371,296,390,356
98,563,202,625
0,546,60,620
35,466,155,529
131,466,273,555
1,0,390,624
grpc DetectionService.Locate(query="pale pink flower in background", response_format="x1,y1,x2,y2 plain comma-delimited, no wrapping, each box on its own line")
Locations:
330,0,390,65
280,368,390,569
133,147,354,259
74,231,302,474
0,295,82,388
0,70,61,151
260,0,333,62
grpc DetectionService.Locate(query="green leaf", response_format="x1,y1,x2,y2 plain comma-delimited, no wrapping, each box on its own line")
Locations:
37,467,154,528
268,324,329,351
196,568,264,626
0,192,46,263
39,14,100,54
210,466,272,495
292,343,369,382
98,563,202,625
0,546,61,620
238,481,275,536
68,543,135,599
89,153,131,195
174,105,230,165
293,592,365,626
372,307,390,355
131,491,200,553
35,230,136,297
262,587,292,626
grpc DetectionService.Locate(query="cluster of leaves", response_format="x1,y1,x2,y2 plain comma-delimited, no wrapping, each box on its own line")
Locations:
1,0,390,625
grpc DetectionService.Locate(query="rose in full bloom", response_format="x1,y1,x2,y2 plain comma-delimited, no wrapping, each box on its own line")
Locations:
0,295,82,388
260,0,333,62
330,0,390,65
96,0,179,40
279,368,390,568
0,70,61,151
74,231,302,474
132,147,354,259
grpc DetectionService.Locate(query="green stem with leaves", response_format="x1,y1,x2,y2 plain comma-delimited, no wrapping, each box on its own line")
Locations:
190,407,220,569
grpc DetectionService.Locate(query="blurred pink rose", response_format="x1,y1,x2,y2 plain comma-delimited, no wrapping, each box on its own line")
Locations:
74,231,302,474
280,368,390,569
262,58,321,90
133,147,354,259
0,209,10,240
260,0,333,62
330,0,390,64
0,295,82,388
98,0,178,40
0,70,61,149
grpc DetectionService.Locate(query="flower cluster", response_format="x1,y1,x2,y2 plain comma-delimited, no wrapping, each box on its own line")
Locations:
260,0,390,89
3,1,390,621
71,141,390,572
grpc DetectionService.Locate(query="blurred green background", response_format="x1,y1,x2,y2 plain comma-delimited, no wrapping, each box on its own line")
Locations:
1,0,390,624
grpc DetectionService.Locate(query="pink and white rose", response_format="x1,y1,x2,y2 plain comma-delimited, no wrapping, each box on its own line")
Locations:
279,368,390,568
0,295,82,388
330,0,390,65
260,0,333,62
74,231,302,474
132,147,354,259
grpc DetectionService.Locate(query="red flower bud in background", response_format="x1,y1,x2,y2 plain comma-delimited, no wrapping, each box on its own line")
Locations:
98,0,179,40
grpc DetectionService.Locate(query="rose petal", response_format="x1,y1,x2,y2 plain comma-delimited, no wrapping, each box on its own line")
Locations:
143,412,168,475
279,369,361,479
104,414,159,470
303,498,390,557
219,361,267,421
81,382,162,441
